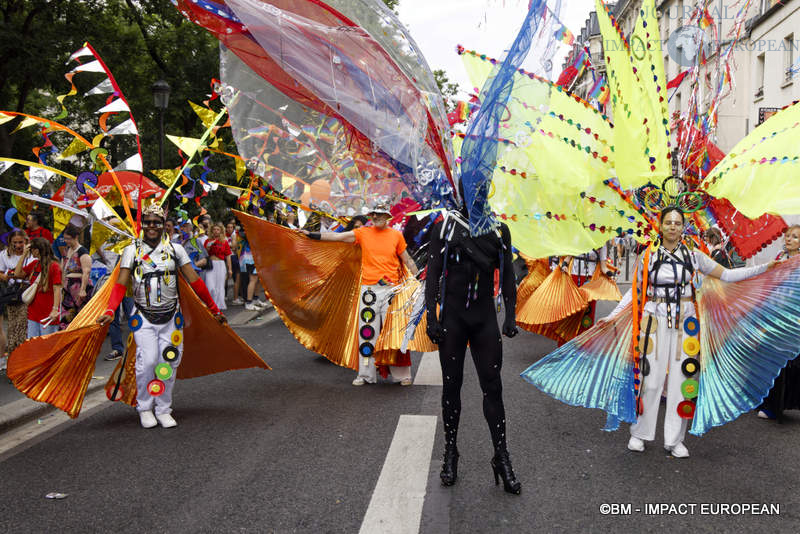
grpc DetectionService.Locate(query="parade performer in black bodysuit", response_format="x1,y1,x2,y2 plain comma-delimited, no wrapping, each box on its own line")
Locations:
425,207,521,494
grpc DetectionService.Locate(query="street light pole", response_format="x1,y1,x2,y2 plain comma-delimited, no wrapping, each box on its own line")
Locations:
151,79,171,169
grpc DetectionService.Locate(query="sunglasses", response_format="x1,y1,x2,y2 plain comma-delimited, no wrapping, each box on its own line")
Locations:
142,219,164,228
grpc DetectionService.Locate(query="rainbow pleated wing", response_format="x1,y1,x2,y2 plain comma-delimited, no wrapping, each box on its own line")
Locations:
693,258,800,435
521,304,636,431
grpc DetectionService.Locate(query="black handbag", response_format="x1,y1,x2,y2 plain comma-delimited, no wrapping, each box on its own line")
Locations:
0,282,29,310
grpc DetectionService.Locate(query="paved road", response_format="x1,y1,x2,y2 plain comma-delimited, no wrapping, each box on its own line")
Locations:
1,309,798,533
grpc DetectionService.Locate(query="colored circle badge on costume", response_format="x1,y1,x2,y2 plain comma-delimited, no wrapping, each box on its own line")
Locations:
360,325,375,340
155,362,174,381
162,346,180,362
128,315,143,331
147,379,165,397
581,315,593,329
681,378,699,399
362,289,376,306
683,336,700,356
170,330,183,346
682,357,699,377
643,336,655,356
359,342,374,356
683,317,700,336
174,312,184,329
360,307,375,323
640,357,651,377
105,385,123,402
677,400,696,419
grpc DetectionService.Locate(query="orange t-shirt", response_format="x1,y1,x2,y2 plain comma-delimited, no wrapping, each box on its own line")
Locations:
353,226,407,285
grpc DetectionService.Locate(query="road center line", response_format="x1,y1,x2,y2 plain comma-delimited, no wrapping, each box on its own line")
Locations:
359,414,438,534
413,352,442,386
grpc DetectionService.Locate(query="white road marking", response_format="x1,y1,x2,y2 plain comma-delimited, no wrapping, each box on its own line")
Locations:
359,414,438,534
413,351,442,386
0,387,109,457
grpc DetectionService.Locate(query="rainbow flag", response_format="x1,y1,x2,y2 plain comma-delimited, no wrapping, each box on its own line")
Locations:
554,25,574,45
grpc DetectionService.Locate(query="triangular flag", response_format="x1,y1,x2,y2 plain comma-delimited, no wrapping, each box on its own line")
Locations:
189,101,217,130
96,99,130,113
90,198,116,221
27,167,54,190
70,60,106,74
107,118,138,136
0,112,15,126
85,78,113,96
58,137,90,159
150,169,180,187
11,116,40,133
166,135,203,156
113,153,143,172
235,157,246,182
52,207,73,236
68,46,94,62
0,161,13,175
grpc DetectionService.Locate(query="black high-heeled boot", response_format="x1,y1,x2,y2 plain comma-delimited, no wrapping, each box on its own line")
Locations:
440,445,459,486
491,450,521,494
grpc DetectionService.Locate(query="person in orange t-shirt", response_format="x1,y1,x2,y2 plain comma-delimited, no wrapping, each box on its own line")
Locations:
305,203,419,386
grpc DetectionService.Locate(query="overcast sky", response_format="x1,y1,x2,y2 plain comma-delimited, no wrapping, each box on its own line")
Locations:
396,0,595,95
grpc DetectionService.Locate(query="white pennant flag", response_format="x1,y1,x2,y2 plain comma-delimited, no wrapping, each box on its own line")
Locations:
96,99,130,113
0,161,14,175
85,78,113,96
70,60,106,74
90,198,116,220
67,46,94,63
113,153,143,172
107,118,138,136
28,167,54,190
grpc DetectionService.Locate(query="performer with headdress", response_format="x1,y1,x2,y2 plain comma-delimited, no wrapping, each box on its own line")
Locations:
523,199,787,458
97,203,227,429
425,191,521,494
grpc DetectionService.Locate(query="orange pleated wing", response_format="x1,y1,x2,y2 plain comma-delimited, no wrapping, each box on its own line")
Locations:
8,266,121,418
579,264,622,302
516,265,587,325
235,211,362,370
374,275,436,366
516,256,550,304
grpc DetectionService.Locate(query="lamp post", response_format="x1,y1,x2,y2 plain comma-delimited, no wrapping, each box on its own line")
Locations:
151,79,171,169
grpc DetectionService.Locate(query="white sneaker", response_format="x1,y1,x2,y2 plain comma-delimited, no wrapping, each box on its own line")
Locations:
156,413,177,428
399,378,413,386
244,301,258,311
666,442,689,458
627,436,645,452
139,410,157,429
352,377,366,386
231,297,244,305
253,299,269,309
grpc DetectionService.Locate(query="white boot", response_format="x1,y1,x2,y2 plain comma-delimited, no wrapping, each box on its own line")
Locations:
627,436,645,452
156,413,177,428
139,410,157,429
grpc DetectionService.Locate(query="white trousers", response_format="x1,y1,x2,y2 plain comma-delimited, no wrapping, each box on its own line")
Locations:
356,284,411,383
206,259,227,311
630,313,691,447
134,311,183,415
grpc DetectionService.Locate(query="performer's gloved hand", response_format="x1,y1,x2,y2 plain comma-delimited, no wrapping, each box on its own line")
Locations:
502,315,519,338
426,312,443,344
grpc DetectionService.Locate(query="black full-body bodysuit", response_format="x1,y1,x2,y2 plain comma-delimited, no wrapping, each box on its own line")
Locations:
425,211,520,492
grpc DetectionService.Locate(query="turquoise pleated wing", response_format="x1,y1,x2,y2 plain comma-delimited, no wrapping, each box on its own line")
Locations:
521,304,637,431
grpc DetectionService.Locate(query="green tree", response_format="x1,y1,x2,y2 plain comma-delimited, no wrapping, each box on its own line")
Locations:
433,69,460,112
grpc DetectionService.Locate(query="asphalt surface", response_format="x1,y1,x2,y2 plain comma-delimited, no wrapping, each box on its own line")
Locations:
1,302,799,533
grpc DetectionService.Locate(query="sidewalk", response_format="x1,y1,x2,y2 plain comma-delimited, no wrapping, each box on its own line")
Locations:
0,300,277,433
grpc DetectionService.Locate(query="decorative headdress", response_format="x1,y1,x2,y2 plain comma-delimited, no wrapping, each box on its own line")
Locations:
142,203,166,220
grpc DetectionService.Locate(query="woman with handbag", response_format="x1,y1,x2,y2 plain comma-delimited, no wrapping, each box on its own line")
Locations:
0,230,31,361
15,238,62,338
